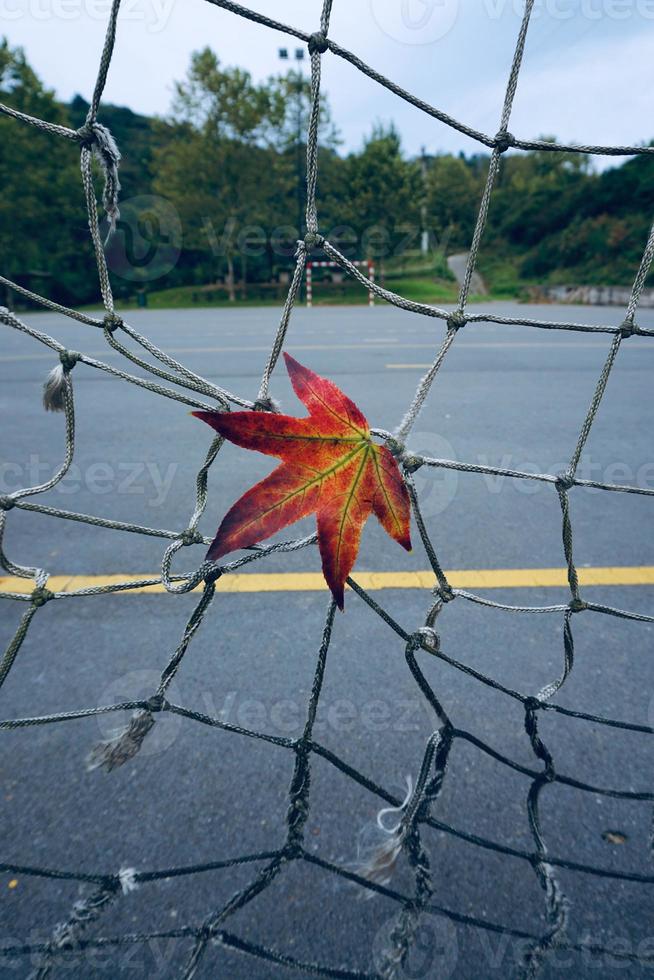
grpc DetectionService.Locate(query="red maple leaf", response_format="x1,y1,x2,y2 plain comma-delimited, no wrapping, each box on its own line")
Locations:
193,353,411,608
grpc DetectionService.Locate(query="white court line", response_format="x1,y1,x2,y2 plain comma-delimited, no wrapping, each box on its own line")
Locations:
2,340,654,365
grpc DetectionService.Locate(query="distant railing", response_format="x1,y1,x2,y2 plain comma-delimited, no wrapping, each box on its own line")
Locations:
531,284,654,308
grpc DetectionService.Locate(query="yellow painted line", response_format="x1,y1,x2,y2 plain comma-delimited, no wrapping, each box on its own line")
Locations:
1,567,654,597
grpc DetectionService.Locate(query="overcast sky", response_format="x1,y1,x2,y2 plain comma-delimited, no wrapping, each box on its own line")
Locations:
2,0,653,163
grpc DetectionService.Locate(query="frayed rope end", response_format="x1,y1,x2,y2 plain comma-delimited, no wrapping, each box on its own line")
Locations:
118,866,139,895
43,352,79,412
42,364,68,412
356,834,404,896
79,120,122,242
86,709,155,773
353,775,413,897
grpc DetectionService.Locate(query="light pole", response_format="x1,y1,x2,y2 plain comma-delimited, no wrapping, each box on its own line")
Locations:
420,145,429,256
279,46,305,239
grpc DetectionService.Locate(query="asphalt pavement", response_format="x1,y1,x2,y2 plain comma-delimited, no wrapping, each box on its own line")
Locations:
1,301,653,979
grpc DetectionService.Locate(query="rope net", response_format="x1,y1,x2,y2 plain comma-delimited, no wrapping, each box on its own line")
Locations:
1,0,653,976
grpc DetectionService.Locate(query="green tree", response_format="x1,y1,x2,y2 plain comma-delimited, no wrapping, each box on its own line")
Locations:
0,40,87,304
3,41,653,305
488,138,590,248
264,68,340,242
424,153,485,251
154,49,283,299
344,125,422,275
154,50,342,296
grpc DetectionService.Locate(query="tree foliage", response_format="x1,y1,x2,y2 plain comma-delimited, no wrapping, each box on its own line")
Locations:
0,39,652,306
342,124,421,270
0,40,85,304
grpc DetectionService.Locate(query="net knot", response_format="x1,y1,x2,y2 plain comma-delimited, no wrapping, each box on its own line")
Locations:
103,312,123,333
619,318,637,338
308,32,329,54
402,453,424,474
282,841,303,862
384,435,404,457
77,120,122,234
145,693,165,712
31,586,54,607
304,232,324,250
0,495,16,511
569,597,587,613
253,395,281,413
384,436,424,473
415,626,440,651
76,121,98,147
103,876,123,896
555,470,575,491
446,310,467,331
179,528,203,547
524,696,541,714
203,565,223,588
437,584,456,604
494,130,515,153
59,350,81,372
